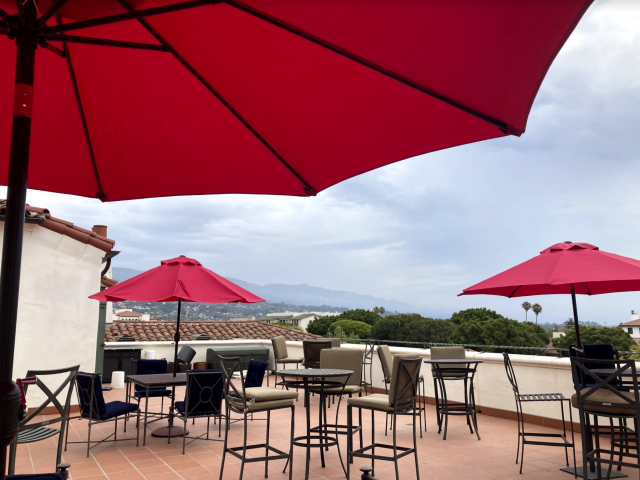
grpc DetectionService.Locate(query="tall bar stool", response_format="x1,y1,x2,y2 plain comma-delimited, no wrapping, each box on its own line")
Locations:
430,346,469,436
347,355,422,480
377,345,426,436
219,356,297,480
271,336,303,390
361,340,375,394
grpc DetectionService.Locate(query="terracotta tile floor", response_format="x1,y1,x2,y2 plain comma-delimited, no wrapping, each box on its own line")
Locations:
8,383,637,480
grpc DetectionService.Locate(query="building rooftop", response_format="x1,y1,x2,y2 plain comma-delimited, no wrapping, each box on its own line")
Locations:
105,319,318,343
0,200,116,252
116,310,143,317
620,319,640,326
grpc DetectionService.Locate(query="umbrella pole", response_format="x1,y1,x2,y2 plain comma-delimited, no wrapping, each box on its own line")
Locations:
571,284,584,356
0,5,38,480
173,298,182,377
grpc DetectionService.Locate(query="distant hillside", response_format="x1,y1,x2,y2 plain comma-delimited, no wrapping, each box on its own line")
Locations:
112,267,449,317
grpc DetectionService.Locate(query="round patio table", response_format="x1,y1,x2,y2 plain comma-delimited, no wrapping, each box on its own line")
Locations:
277,368,353,480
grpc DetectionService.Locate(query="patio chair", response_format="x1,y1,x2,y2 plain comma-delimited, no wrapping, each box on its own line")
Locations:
309,348,364,457
361,339,375,394
219,356,297,480
172,369,224,453
303,339,332,369
64,372,140,457
347,354,422,480
378,345,426,436
7,365,79,476
430,346,469,436
127,359,171,423
272,336,303,391
570,357,640,479
503,353,576,474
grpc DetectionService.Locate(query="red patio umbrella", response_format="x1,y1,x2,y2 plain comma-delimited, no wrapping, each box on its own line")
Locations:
459,242,640,353
90,255,264,436
0,0,594,475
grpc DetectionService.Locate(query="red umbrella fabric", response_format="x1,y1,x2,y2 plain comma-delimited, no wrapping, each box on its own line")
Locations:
0,0,593,201
459,242,640,352
458,242,640,298
90,255,264,303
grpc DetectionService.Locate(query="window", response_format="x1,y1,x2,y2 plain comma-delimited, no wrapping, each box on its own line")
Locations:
629,328,633,334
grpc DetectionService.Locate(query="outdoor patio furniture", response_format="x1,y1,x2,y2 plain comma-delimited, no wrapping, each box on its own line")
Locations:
177,345,197,364
277,367,353,480
347,355,422,480
308,348,364,456
427,356,482,441
570,357,640,479
64,372,140,457
219,356,297,480
272,336,303,389
7,366,79,476
172,369,224,453
303,340,333,369
126,359,171,422
361,340,375,394
377,345,426,436
569,344,619,387
429,346,468,436
206,346,270,371
503,353,576,475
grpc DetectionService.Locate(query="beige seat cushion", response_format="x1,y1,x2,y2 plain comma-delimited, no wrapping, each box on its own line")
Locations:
571,389,637,415
229,397,294,412
309,385,363,395
430,346,466,378
347,394,412,412
272,336,289,361
279,357,304,364
377,345,393,380
244,387,298,402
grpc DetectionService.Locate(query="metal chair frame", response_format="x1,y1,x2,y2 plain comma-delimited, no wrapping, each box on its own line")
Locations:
126,359,171,425
361,340,375,395
172,370,225,453
8,365,79,476
347,357,422,480
64,373,140,457
302,340,332,369
571,357,640,479
219,356,295,480
503,353,576,474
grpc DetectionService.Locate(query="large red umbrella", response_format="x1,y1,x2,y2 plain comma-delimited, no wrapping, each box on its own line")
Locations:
90,255,264,436
0,0,593,474
459,242,640,352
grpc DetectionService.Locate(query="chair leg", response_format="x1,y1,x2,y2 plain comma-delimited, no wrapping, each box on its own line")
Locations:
392,411,399,480
64,418,70,451
136,409,140,446
347,406,352,480
219,406,230,480
86,421,92,458
413,406,420,480
265,410,270,478
239,412,249,480
358,394,364,450
7,439,17,475
288,406,295,480
183,416,187,454
371,409,376,477
114,418,117,442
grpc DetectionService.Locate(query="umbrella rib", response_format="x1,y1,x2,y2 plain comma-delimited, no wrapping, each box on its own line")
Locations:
583,282,591,295
47,34,168,52
507,286,521,298
55,13,106,201
35,0,71,30
0,7,13,26
224,0,510,135
117,0,316,196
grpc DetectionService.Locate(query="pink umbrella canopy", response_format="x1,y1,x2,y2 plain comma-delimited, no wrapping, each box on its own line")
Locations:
90,255,264,303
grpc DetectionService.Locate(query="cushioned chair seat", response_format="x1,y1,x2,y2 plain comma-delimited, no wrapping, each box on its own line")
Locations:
571,389,638,415
133,388,171,398
229,397,294,412
100,401,139,420
175,400,218,416
244,387,298,402
279,357,304,363
309,385,363,395
347,394,412,412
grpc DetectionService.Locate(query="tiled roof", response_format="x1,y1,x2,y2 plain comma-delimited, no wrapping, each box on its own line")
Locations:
0,200,115,252
620,319,640,326
116,310,142,317
105,319,319,343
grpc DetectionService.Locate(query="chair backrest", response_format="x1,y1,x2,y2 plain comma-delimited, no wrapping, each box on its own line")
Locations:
303,340,332,366
430,346,466,377
219,356,247,411
177,345,197,364
503,353,521,400
327,338,341,348
570,357,640,417
245,360,267,388
132,359,168,392
76,372,107,420
183,370,223,417
569,344,617,386
377,345,393,381
272,336,288,361
319,348,363,386
389,355,421,408
19,365,79,430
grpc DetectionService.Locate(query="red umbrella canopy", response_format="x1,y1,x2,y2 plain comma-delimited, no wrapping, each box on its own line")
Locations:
0,0,592,201
459,242,640,298
90,256,265,303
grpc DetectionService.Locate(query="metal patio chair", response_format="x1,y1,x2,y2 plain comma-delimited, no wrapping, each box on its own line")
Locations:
503,353,576,474
303,340,333,369
347,354,422,480
64,372,140,457
126,359,171,424
7,365,79,476
219,356,297,480
361,339,375,394
272,336,303,388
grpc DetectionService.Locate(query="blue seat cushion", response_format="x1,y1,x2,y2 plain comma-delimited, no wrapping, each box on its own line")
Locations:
101,401,139,420
133,388,171,398
245,360,267,388
175,400,218,417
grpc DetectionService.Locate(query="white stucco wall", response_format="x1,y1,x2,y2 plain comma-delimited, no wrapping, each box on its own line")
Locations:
0,222,105,407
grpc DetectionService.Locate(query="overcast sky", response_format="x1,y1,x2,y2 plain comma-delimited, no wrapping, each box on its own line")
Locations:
6,0,640,326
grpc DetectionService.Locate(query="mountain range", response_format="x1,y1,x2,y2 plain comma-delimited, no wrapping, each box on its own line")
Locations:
112,267,451,318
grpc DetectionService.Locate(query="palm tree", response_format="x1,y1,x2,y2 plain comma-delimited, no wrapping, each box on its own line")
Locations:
521,301,532,322
532,303,543,324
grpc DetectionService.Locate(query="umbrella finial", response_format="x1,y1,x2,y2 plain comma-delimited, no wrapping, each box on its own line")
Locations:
564,241,572,243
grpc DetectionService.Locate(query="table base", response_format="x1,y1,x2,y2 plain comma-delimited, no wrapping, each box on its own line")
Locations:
151,425,189,437
561,467,627,479
293,434,338,449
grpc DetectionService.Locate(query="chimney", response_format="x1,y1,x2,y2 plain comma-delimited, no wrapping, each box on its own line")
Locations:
632,310,638,321
92,225,107,237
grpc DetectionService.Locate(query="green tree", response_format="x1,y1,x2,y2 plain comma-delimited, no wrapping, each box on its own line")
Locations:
565,318,574,327
373,306,386,316
333,309,382,326
371,313,423,341
552,326,635,353
531,303,542,324
397,318,455,344
328,319,371,339
521,302,532,322
306,316,337,335
450,308,550,354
